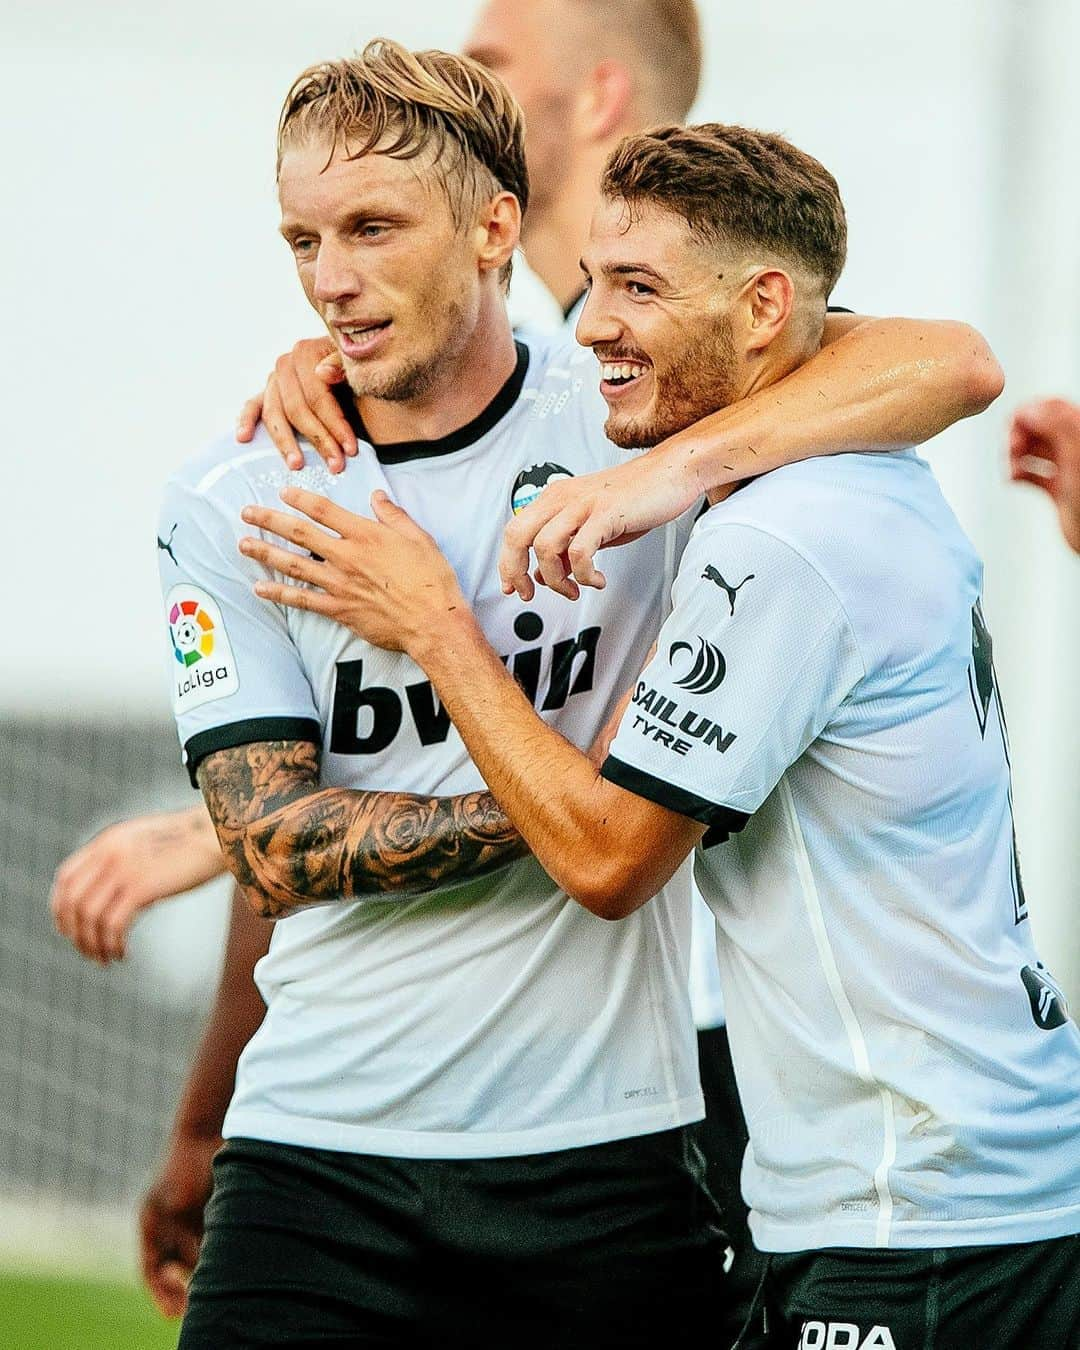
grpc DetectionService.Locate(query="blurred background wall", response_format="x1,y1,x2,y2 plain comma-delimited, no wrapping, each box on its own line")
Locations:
1,0,1077,1284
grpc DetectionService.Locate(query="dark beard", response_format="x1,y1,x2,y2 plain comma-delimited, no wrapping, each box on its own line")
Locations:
605,313,739,449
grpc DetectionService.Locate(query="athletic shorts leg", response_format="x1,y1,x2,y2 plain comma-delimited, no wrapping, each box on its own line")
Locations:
432,1126,730,1350
767,1233,1080,1350
695,1024,769,1349
177,1138,427,1349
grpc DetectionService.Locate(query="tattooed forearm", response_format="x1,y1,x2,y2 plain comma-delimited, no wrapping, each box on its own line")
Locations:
197,741,528,918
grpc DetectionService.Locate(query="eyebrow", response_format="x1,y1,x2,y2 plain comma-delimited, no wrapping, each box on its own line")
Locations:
579,258,670,285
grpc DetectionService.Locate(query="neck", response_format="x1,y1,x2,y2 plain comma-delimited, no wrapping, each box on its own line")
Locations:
356,291,518,445
521,145,613,312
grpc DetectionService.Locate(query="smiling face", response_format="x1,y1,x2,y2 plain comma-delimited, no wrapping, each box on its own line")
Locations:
278,140,486,403
577,195,744,448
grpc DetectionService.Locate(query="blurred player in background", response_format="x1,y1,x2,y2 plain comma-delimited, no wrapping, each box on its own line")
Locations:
1009,397,1080,553
245,121,1078,1350
50,6,1003,1337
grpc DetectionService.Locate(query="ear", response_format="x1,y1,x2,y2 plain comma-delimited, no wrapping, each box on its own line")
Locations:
743,269,795,352
576,59,634,142
475,191,522,275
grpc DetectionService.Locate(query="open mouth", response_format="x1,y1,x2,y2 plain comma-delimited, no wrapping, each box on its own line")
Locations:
599,360,650,397
336,321,391,357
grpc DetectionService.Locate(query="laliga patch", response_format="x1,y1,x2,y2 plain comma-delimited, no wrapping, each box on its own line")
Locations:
165,585,239,713
511,462,573,515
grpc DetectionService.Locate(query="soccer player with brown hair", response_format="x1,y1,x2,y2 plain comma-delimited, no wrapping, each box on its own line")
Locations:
248,122,1077,1350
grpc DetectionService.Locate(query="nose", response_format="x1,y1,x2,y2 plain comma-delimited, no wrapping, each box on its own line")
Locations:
313,237,361,305
575,285,621,351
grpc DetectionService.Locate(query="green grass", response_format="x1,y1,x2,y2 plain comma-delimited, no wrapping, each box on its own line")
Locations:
0,1271,179,1350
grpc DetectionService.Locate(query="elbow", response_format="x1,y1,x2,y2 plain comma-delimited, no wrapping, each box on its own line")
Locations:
563,856,653,921
222,830,290,920
943,323,1005,418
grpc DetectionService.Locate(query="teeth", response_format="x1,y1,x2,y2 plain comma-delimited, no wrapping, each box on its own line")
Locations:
601,362,647,383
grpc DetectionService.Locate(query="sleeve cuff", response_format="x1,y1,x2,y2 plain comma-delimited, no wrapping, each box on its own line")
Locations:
183,717,322,787
600,754,749,848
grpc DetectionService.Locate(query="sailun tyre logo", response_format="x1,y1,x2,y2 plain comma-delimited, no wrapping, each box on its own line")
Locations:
669,637,726,695
170,598,215,667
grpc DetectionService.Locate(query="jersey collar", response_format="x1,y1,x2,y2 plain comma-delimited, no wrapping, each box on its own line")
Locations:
332,341,531,465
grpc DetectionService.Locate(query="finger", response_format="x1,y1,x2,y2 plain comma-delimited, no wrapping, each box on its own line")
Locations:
499,527,536,601
533,508,589,597
253,580,338,614
1007,421,1038,465
531,564,582,602
1009,464,1057,492
291,347,357,460
262,375,304,471
315,354,346,384
276,352,347,474
240,503,341,557
235,395,263,444
276,487,374,541
51,858,103,941
567,514,614,591
99,896,140,964
139,1207,190,1322
370,490,433,542
150,1262,190,1319
239,536,334,587
74,886,122,964
533,556,580,602
1012,398,1080,440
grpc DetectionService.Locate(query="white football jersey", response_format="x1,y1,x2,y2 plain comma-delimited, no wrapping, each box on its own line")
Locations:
604,450,1080,1249
158,333,702,1158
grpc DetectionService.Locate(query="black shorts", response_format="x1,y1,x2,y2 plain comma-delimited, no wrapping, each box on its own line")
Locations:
178,1127,728,1350
754,1233,1080,1350
695,1025,769,1349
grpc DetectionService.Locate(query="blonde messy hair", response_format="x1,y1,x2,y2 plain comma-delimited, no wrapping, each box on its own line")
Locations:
277,38,529,233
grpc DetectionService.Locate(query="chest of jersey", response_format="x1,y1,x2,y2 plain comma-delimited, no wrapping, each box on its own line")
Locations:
279,398,674,794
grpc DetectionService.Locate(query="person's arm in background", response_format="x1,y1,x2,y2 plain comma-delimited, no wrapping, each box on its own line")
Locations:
139,887,269,1318
50,805,226,964
1009,397,1080,554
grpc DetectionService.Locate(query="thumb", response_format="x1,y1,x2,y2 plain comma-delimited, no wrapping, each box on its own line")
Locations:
371,490,427,539
315,353,345,385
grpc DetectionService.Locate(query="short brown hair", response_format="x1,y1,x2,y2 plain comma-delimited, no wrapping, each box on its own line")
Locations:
572,0,702,122
277,39,529,227
602,123,847,296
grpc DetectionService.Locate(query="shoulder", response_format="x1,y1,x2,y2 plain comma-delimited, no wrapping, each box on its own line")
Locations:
690,452,981,656
165,427,345,509
702,452,963,576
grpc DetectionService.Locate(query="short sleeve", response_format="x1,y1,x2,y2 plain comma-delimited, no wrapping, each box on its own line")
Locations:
601,521,864,828
158,475,320,785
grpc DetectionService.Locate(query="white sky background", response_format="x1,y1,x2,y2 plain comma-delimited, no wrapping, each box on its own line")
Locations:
2,0,1077,989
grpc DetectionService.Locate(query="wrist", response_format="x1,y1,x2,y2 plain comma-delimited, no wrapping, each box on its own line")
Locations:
408,600,482,669
661,413,734,501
